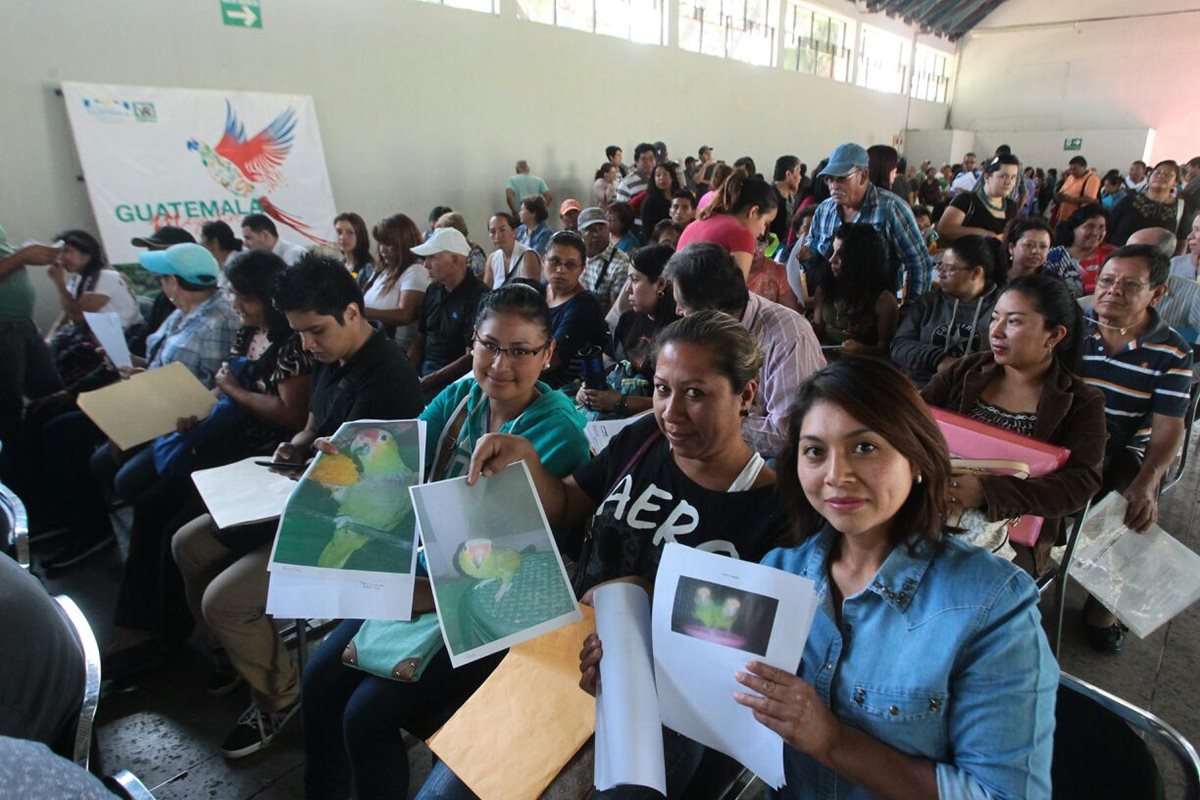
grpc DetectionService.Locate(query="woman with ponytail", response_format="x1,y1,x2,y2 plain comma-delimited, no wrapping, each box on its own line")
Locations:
677,172,778,278
936,154,1021,243
921,273,1107,575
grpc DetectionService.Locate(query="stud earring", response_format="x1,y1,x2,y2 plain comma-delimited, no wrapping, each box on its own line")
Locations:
915,473,923,484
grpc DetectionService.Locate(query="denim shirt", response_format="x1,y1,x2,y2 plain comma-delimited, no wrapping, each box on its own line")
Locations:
762,530,1056,800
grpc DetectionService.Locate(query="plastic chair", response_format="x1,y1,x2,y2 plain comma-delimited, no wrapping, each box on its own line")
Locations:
0,479,29,569
53,595,102,770
1035,499,1090,657
1054,672,1200,800
1160,379,1200,495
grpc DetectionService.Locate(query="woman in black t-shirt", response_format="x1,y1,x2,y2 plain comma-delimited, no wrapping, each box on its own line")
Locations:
937,154,1021,243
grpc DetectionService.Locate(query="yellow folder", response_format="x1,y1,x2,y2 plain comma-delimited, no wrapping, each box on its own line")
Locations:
76,361,216,451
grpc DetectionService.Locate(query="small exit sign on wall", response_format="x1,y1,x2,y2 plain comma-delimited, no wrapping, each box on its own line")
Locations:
221,0,261,28
1063,138,1083,151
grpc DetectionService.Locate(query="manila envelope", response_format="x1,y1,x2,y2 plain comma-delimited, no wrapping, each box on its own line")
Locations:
76,361,216,451
427,608,596,800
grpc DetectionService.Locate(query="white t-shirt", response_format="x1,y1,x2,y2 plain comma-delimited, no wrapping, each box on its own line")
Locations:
272,238,307,266
364,264,430,352
949,171,978,196
68,268,142,329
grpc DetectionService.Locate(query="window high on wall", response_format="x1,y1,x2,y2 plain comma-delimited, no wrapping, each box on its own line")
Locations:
782,2,852,82
856,24,910,95
420,0,499,13
679,0,779,67
514,0,665,43
911,43,954,103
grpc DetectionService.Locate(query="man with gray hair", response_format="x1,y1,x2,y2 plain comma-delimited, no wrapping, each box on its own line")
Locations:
505,160,552,215
1127,226,1177,258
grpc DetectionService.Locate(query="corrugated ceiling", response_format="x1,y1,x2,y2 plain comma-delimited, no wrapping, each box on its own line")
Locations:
864,0,1009,39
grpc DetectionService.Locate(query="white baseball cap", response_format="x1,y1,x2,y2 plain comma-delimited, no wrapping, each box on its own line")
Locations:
411,228,470,257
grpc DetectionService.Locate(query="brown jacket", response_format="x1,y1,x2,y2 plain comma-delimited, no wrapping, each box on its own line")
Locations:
922,352,1108,574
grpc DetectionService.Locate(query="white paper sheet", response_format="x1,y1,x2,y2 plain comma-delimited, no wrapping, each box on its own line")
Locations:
83,310,132,369
1067,492,1200,638
412,461,581,668
584,412,651,454
191,457,297,530
651,543,818,789
593,582,666,795
266,419,424,621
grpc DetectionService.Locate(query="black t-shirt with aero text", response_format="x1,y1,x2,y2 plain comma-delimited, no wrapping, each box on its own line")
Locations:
571,415,787,593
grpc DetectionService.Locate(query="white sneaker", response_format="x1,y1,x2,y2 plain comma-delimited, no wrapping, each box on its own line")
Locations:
220,700,299,759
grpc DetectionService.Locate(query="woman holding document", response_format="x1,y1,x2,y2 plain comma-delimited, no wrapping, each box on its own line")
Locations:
301,283,591,800
731,358,1056,800
418,310,790,799
921,274,1107,575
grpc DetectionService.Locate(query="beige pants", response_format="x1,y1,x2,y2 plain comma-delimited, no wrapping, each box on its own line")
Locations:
171,514,298,711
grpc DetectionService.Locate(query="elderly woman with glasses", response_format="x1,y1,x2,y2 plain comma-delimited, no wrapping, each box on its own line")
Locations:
889,235,1002,387
541,230,609,389
299,283,590,800
936,154,1022,243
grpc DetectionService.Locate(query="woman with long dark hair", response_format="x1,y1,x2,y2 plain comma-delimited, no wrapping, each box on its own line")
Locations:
922,274,1106,575
640,161,681,238
333,212,373,288
810,223,898,358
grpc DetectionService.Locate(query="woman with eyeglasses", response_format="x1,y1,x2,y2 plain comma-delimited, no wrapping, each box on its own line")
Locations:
1003,216,1085,295
414,311,789,800
936,154,1022,243
1107,160,1182,246
1045,204,1115,296
541,230,609,390
889,235,1002,387
300,283,590,800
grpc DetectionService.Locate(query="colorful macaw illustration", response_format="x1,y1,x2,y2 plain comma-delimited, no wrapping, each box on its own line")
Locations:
692,586,741,631
311,427,415,569
187,100,331,246
456,538,525,601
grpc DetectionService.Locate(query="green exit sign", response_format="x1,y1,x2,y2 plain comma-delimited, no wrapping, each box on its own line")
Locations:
221,0,261,28
1063,138,1083,151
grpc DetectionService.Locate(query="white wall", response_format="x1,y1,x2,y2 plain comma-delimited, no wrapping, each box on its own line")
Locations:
0,0,948,261
953,0,1200,167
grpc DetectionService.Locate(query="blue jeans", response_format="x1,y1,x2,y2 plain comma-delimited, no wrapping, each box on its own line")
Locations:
301,619,503,800
90,441,157,503
414,728,707,800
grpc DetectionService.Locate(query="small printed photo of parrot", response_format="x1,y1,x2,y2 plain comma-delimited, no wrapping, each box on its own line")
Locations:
454,538,527,602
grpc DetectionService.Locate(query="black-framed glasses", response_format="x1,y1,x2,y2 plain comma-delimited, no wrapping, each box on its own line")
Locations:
545,255,583,271
472,336,551,361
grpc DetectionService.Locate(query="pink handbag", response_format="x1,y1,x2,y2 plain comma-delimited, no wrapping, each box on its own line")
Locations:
932,408,1070,547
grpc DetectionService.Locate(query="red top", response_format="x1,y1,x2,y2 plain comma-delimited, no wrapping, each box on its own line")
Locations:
677,214,756,255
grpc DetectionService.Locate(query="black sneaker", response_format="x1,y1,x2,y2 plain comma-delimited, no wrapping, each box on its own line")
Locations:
42,535,116,572
1084,621,1126,654
221,701,299,759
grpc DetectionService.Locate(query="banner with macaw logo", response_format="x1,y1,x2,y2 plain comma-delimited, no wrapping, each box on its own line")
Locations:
62,81,338,264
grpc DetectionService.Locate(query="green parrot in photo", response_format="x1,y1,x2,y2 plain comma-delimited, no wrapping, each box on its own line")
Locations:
456,538,524,601
692,587,740,631
316,427,413,569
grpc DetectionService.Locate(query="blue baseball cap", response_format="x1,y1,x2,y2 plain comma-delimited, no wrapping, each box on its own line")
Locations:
138,242,220,285
818,143,869,178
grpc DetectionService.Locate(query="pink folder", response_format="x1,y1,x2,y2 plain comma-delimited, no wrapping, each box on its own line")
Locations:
932,408,1070,546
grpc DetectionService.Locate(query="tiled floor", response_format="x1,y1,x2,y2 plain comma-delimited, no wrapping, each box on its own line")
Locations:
36,431,1200,798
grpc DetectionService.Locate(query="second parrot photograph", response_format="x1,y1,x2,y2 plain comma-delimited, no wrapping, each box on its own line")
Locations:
410,460,580,667
270,420,423,574
669,576,779,657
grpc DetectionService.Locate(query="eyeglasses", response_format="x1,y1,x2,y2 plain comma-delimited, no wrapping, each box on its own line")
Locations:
1096,276,1151,293
936,265,974,276
823,170,862,185
472,337,550,361
545,256,583,271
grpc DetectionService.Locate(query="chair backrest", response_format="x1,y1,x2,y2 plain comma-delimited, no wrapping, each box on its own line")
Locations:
0,481,29,569
53,595,102,769
1055,672,1200,800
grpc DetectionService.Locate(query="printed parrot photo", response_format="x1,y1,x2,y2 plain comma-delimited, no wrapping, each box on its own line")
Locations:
454,538,525,602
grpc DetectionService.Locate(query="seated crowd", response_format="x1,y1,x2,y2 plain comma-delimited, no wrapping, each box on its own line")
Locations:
2,139,1199,799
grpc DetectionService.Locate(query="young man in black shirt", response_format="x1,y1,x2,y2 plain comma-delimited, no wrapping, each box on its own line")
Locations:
408,228,489,401
173,254,423,760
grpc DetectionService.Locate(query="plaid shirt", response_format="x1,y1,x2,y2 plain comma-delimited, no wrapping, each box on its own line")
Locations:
145,292,240,388
805,183,935,297
740,293,827,458
582,244,631,310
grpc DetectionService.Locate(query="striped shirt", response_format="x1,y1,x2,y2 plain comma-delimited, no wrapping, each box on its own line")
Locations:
1080,310,1193,458
615,172,648,204
740,293,827,458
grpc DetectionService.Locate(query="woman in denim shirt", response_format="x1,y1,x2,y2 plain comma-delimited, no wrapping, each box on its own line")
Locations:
733,357,1057,800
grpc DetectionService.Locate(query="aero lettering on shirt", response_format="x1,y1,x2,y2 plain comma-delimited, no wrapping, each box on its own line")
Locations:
597,474,739,557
